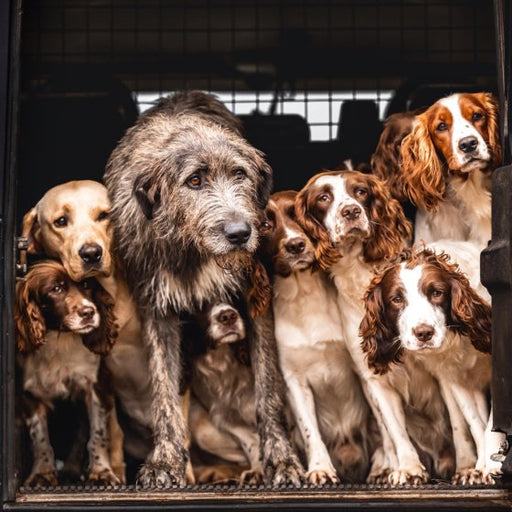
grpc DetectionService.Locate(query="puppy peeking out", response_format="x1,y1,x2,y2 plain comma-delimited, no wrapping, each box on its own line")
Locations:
15,260,123,488
184,301,262,485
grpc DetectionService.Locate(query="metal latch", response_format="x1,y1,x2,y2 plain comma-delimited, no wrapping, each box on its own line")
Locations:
16,236,29,279
491,439,509,463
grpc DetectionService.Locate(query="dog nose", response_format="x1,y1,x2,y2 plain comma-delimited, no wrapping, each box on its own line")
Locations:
458,136,478,154
218,309,238,326
413,324,435,343
224,221,252,245
78,305,95,320
285,237,306,254
341,205,361,220
79,244,103,264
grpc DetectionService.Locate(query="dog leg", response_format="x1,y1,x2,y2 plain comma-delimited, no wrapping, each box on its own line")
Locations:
108,403,126,484
85,385,121,486
284,375,338,485
483,408,505,484
24,400,58,488
136,314,188,488
250,309,304,486
181,389,196,485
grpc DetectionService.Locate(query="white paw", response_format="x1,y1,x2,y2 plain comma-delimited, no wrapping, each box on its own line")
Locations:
306,469,339,485
388,466,429,486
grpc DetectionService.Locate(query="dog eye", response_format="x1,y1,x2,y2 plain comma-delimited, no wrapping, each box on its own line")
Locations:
472,112,483,122
52,282,65,293
80,280,90,289
233,168,246,179
53,216,68,227
260,220,274,232
391,294,404,304
187,175,203,190
317,193,331,203
97,211,109,221
436,122,448,132
355,187,367,197
431,289,444,298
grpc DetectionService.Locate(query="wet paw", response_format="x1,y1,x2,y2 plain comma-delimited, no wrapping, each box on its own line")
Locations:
266,459,305,487
24,470,58,488
87,468,121,487
388,467,429,486
306,469,339,485
136,461,186,489
367,467,391,485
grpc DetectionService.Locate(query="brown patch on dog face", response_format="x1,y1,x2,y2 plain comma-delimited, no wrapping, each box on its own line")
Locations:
259,190,315,277
23,181,113,281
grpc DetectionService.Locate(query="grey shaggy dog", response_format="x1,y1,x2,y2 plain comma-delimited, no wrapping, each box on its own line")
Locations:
103,91,304,488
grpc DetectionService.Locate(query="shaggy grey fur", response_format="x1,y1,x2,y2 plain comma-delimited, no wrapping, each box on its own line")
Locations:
103,91,303,488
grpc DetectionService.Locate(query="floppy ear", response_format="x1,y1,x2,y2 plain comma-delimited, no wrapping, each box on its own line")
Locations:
21,208,44,254
295,186,340,270
254,152,273,209
133,172,162,220
15,280,46,352
449,273,492,354
364,175,412,262
360,275,403,375
246,259,272,318
478,92,502,170
81,283,119,356
400,116,445,211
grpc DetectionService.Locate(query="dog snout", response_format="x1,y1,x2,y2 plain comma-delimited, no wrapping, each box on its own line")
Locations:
217,309,238,326
79,243,103,264
458,136,478,154
285,237,306,255
224,221,252,245
341,205,361,221
412,323,435,344
77,304,95,320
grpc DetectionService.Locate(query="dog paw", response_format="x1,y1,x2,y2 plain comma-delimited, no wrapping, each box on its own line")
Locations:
240,468,264,485
265,459,305,487
453,467,500,485
306,469,339,486
87,468,121,487
136,462,186,489
388,467,429,486
24,470,58,488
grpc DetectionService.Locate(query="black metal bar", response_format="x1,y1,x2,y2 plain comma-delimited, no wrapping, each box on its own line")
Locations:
0,0,21,506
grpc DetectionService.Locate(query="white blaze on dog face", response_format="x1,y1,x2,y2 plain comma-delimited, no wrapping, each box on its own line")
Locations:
310,174,370,246
27,181,113,281
207,303,246,345
428,93,492,172
397,264,447,351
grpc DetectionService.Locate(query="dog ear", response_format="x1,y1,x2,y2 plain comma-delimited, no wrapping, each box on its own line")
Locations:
81,282,119,356
477,92,502,170
400,115,445,211
364,175,412,262
449,273,492,354
295,185,340,270
15,280,46,352
133,173,161,220
251,149,273,209
21,208,44,254
247,259,272,318
360,274,403,375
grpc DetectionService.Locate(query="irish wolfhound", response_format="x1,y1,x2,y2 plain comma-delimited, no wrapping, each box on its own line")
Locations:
103,91,303,488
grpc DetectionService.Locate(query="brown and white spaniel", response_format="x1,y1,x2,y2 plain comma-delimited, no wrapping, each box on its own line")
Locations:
259,190,373,485
399,92,501,246
296,171,454,486
360,243,504,485
15,260,122,487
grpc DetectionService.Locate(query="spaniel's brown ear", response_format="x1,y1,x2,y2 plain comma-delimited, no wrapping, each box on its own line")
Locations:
247,259,272,318
21,208,44,254
400,115,445,211
477,92,502,170
295,186,340,270
449,273,492,354
364,175,412,262
81,282,118,356
15,280,46,352
360,274,403,375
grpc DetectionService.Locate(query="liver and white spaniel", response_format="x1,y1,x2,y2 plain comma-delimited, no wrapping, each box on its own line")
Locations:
296,171,454,485
399,92,501,246
260,190,373,484
360,243,504,485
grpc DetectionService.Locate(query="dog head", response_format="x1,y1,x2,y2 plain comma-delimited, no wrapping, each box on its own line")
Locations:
360,248,492,375
296,170,412,267
22,180,113,281
400,92,501,210
204,302,246,347
259,190,315,277
15,260,118,355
